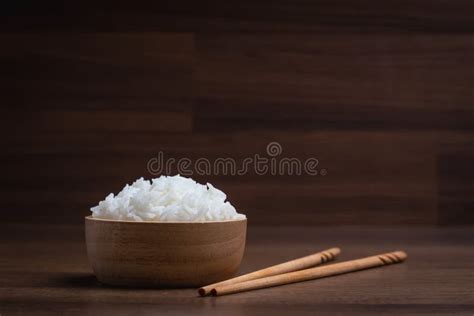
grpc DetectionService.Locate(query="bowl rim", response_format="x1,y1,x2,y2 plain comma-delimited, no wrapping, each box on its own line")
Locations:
85,215,247,224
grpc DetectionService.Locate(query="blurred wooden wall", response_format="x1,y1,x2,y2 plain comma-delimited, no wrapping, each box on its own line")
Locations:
1,1,473,225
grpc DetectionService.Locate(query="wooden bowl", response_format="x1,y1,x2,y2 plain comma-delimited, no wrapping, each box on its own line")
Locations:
85,216,247,288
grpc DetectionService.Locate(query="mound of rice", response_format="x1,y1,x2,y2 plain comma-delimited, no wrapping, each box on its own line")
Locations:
90,175,246,222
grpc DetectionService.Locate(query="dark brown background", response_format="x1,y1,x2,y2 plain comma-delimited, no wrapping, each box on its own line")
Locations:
1,1,473,226
1,3,473,315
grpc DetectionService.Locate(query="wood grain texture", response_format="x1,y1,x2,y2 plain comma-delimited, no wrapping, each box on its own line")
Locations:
0,32,195,111
195,33,473,131
0,224,472,315
0,131,440,224
85,217,247,287
1,1,473,225
438,135,474,225
2,0,474,32
199,247,340,296
211,251,407,296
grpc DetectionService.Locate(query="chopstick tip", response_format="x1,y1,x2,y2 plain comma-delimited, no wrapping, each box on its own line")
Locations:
394,250,408,260
331,247,341,255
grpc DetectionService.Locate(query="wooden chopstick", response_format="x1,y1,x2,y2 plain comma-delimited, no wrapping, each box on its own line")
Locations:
198,247,340,296
209,250,407,296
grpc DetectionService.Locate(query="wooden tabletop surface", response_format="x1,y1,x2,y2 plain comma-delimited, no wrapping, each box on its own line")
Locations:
1,224,473,315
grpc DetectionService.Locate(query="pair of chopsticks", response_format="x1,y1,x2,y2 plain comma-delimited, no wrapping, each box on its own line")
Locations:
198,248,407,296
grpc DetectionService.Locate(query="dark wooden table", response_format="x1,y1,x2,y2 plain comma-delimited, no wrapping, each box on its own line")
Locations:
1,224,473,315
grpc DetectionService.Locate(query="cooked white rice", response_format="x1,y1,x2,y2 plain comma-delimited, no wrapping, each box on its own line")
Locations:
90,175,246,222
